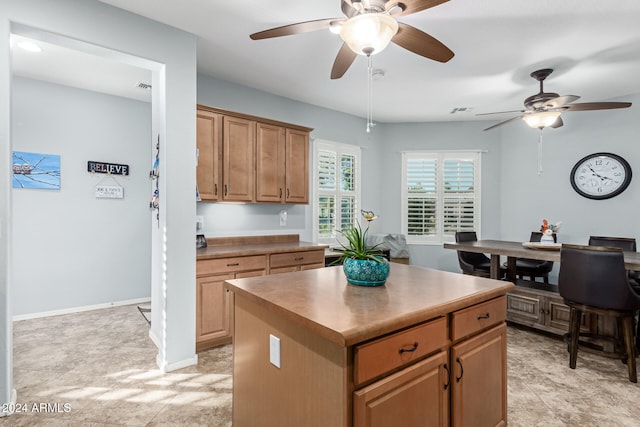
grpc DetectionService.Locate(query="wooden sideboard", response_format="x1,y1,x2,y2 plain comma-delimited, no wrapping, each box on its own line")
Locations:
225,263,514,426
196,234,327,351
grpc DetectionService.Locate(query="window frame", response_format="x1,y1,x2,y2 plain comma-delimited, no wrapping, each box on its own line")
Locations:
401,150,482,245
312,139,362,245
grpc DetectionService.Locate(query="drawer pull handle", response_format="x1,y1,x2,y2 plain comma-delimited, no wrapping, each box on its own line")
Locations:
477,312,490,320
295,257,304,261
399,342,419,354
443,363,450,390
227,263,239,267
455,357,464,383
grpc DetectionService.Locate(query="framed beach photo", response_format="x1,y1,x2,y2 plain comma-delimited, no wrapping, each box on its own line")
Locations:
12,151,61,190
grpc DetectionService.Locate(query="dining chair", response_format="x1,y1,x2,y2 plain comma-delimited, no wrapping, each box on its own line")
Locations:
588,236,640,289
558,244,640,382
454,231,505,278
509,231,555,284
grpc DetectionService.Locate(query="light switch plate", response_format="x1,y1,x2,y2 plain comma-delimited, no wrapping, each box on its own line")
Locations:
279,210,287,226
270,334,281,368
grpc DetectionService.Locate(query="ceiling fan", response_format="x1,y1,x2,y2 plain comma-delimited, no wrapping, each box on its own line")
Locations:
478,68,632,131
249,0,454,79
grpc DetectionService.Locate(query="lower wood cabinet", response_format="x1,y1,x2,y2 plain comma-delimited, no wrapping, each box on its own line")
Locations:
451,323,507,427
354,351,449,427
352,296,508,427
196,246,326,351
269,250,325,274
196,256,266,351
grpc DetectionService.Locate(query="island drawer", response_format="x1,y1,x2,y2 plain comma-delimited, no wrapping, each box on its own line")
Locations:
354,316,447,386
269,250,324,268
197,255,267,276
451,296,506,341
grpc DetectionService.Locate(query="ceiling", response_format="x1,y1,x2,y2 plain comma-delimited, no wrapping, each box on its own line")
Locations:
14,0,640,126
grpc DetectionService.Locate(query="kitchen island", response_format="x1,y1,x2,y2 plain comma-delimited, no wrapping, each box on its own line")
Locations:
225,263,514,427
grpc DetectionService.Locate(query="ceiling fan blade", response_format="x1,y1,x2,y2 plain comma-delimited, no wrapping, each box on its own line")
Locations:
562,101,632,111
550,116,563,128
545,95,580,109
393,0,450,16
250,18,340,40
331,43,358,79
476,109,526,116
483,116,523,131
392,23,454,63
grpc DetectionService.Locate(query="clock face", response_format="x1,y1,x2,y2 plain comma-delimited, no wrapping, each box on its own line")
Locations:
570,152,632,200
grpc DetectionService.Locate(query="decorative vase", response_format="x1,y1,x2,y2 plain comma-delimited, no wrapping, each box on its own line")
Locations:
343,258,390,287
540,231,555,244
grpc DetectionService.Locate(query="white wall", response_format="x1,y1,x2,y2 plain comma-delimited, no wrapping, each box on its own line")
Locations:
11,77,151,316
2,0,198,408
498,93,640,281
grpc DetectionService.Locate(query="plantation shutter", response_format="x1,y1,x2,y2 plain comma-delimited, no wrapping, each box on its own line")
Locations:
402,151,481,244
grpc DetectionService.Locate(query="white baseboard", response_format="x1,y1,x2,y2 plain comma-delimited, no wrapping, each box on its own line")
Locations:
156,353,198,373
12,297,151,321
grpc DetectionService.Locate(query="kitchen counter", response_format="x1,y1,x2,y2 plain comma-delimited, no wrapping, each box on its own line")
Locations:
225,263,514,426
196,234,327,260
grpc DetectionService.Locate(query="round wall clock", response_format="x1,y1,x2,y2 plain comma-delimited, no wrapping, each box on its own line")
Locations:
570,152,632,200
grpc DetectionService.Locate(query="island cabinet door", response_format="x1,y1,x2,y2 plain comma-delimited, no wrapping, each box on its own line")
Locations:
450,323,507,427
353,350,449,427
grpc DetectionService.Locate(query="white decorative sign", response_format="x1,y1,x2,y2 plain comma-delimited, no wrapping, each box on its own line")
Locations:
95,185,124,199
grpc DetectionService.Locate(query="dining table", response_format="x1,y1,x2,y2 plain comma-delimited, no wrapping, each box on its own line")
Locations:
443,239,640,281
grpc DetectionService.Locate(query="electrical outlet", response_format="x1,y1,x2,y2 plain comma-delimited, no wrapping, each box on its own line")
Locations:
279,210,287,226
270,334,281,368
196,216,204,232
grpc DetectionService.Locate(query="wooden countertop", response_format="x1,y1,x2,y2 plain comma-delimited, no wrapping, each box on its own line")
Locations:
196,234,328,260
225,263,514,347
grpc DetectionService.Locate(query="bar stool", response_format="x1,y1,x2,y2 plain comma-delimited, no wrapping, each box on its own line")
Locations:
558,244,640,382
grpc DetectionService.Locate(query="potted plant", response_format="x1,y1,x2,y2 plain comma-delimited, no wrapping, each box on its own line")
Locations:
335,210,390,287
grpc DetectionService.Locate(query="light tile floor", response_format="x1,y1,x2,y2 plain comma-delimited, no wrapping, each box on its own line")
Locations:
2,305,640,426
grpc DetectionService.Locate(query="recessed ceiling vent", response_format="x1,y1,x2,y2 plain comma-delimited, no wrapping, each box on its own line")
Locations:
136,82,152,90
450,107,473,114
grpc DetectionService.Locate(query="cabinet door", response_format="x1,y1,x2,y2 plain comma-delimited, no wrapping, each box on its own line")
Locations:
353,351,449,427
256,123,285,202
451,323,507,427
284,128,309,204
223,116,255,201
196,273,234,351
196,110,222,201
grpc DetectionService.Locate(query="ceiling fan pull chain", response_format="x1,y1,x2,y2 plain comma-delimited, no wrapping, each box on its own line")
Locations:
367,55,373,133
537,129,543,175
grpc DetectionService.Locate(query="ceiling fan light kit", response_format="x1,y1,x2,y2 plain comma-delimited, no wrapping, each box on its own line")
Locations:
339,13,398,56
522,111,561,129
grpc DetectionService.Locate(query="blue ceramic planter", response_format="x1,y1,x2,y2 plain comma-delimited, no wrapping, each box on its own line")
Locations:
343,258,390,287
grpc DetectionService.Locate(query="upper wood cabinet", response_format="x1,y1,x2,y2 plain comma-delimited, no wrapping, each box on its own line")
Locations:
256,123,285,203
223,116,255,202
284,128,309,203
256,125,309,204
197,104,312,205
196,110,222,201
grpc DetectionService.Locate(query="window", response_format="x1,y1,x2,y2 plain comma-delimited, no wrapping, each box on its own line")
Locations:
313,140,361,244
401,151,481,244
